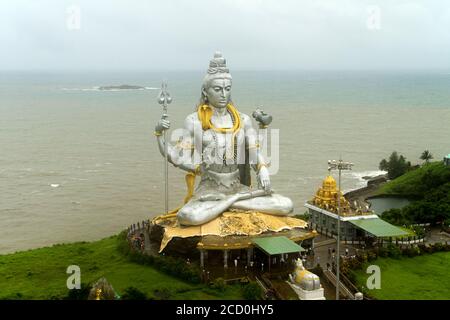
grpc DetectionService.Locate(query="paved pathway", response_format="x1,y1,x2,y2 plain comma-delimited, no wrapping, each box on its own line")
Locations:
306,235,359,270
424,227,450,245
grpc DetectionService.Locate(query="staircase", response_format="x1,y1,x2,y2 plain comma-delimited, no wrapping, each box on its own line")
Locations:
323,270,355,300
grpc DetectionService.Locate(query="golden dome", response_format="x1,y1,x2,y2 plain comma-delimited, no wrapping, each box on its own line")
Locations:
322,175,337,191
312,174,351,214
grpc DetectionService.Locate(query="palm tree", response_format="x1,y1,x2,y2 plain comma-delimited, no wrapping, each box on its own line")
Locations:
420,150,433,164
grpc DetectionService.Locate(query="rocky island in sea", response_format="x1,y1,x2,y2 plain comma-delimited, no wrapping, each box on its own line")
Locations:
98,84,146,91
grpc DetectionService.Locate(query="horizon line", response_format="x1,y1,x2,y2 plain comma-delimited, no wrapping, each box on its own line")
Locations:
2,68,450,73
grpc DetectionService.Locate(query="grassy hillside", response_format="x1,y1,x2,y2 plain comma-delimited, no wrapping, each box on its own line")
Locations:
377,161,450,198
0,234,244,300
351,252,450,300
374,161,450,225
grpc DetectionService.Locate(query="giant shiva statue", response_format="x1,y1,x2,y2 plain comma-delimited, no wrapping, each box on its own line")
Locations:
154,52,293,226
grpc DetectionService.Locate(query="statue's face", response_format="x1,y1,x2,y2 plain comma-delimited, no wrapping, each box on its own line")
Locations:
203,77,232,109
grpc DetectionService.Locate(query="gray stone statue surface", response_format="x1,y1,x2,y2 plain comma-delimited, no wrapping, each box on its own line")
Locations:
154,52,293,225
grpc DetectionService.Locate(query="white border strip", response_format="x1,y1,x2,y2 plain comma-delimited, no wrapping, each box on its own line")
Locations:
304,202,379,221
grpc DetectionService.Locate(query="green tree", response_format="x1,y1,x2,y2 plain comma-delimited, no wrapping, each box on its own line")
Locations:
379,159,388,171
379,151,411,179
420,150,433,164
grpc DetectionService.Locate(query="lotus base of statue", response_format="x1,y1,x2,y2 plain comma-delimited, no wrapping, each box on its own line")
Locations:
147,210,316,255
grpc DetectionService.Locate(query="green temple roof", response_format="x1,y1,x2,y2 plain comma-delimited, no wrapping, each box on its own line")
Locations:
252,236,305,255
349,218,409,238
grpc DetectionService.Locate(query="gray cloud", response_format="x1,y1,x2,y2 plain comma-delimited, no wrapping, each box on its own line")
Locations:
1,0,449,71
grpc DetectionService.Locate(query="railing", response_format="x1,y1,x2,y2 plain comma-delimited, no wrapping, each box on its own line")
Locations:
323,269,354,300
260,274,283,300
255,276,274,300
127,219,152,253
395,238,425,245
339,272,360,296
312,224,427,247
127,219,150,235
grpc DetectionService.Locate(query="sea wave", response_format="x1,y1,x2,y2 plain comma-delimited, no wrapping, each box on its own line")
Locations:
345,170,387,181
342,170,387,193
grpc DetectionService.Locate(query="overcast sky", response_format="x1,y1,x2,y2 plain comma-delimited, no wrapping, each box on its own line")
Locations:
1,0,450,71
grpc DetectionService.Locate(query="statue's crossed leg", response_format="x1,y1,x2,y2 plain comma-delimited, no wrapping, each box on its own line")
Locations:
177,190,293,226
231,193,293,215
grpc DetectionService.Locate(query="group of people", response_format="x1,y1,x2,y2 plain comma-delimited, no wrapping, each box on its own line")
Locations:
130,233,145,252
324,246,358,271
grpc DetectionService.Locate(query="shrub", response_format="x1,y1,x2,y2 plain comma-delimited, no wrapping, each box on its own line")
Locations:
444,218,450,228
242,282,262,300
402,246,420,258
346,257,362,270
65,283,92,300
357,252,368,264
211,278,226,292
367,250,378,261
418,244,432,254
153,288,172,300
412,246,422,256
432,242,445,252
378,246,389,257
121,287,148,300
117,231,200,284
411,226,425,238
386,244,402,259
346,270,357,284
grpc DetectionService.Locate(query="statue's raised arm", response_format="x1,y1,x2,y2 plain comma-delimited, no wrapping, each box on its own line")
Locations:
154,113,199,174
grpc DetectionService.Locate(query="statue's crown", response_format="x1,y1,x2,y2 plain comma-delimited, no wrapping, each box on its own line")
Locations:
207,51,230,74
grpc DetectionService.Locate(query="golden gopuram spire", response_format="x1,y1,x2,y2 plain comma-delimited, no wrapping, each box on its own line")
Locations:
312,174,351,215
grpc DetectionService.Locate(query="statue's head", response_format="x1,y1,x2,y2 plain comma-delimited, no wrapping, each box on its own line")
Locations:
295,258,304,269
201,52,232,109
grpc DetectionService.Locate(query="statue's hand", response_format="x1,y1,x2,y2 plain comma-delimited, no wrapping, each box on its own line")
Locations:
155,114,170,133
199,193,226,201
257,166,271,192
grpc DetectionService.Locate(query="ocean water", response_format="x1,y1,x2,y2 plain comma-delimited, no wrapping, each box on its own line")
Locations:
1,70,449,253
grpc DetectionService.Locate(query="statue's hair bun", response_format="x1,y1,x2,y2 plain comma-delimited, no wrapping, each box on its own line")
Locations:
207,51,230,74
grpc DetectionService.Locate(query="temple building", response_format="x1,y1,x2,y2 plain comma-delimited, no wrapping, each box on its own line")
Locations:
444,154,450,166
305,174,408,242
147,211,316,272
